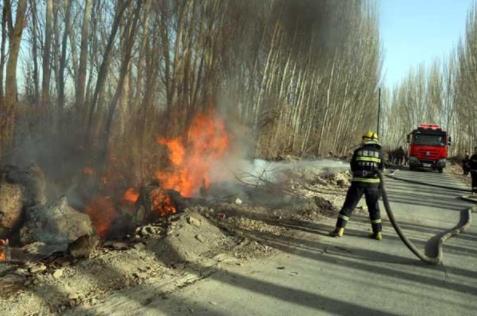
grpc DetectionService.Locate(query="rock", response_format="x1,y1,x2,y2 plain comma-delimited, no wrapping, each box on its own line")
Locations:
213,253,229,262
104,241,129,250
133,272,147,279
335,172,350,187
52,269,64,279
314,196,336,212
68,292,79,300
22,241,66,258
27,263,46,274
195,234,205,243
1,273,25,291
2,164,47,206
68,235,99,258
187,215,201,227
0,164,48,238
20,197,94,250
15,268,30,277
134,243,146,251
0,181,24,239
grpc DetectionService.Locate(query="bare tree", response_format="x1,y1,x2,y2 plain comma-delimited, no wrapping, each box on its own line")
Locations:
75,0,93,110
41,0,53,106
0,0,27,158
86,0,130,137
58,0,73,110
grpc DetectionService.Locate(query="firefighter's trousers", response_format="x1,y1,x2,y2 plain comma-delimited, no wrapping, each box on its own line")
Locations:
336,182,382,233
472,171,477,193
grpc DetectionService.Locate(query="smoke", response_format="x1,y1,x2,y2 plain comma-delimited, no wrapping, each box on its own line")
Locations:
207,155,349,207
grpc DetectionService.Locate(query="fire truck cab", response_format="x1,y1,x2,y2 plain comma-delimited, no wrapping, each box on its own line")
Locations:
406,123,450,173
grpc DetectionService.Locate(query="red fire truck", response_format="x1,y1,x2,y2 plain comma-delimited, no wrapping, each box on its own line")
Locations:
407,124,451,173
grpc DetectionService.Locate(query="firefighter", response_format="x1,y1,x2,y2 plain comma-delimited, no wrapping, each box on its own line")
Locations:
330,131,384,240
396,146,405,166
470,147,477,195
462,152,471,176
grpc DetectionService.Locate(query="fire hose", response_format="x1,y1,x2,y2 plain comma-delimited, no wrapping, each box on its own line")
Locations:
378,171,476,265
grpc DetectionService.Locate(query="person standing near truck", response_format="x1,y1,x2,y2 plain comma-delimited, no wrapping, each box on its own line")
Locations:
470,147,477,195
396,146,405,166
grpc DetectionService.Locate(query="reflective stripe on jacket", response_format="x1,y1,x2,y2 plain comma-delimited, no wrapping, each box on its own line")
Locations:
350,143,384,185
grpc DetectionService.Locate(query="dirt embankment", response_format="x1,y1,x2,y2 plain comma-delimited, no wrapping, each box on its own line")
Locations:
0,164,350,315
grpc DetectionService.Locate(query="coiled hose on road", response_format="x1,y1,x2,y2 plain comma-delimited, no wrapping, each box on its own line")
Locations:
378,171,476,265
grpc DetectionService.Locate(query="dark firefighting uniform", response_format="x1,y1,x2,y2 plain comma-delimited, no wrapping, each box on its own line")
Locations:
463,155,471,176
470,153,477,193
336,141,384,233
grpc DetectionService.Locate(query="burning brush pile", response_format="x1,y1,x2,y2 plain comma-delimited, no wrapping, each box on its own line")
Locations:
0,112,230,263
0,111,352,314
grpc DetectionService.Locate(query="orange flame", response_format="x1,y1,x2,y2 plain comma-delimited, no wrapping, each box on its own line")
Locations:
0,239,7,262
155,113,229,198
158,138,185,166
122,188,140,204
150,188,177,217
82,112,230,236
85,196,117,238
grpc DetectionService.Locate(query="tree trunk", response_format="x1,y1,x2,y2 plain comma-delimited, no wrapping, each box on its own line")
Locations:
0,0,11,103
41,0,53,106
0,0,27,160
100,0,142,166
85,0,130,138
29,0,40,102
57,0,73,110
75,0,93,110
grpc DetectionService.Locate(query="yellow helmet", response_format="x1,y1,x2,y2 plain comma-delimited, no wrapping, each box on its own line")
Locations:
362,131,378,141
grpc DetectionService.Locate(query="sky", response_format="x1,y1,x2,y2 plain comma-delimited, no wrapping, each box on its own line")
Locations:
380,0,474,88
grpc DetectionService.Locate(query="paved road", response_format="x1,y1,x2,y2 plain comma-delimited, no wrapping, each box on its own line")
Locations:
99,170,477,315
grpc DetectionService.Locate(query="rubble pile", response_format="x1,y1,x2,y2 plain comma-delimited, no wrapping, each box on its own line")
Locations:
20,197,94,256
0,208,242,315
0,165,98,263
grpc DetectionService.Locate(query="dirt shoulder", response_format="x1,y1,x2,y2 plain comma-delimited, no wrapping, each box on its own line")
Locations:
447,162,472,187
0,164,350,315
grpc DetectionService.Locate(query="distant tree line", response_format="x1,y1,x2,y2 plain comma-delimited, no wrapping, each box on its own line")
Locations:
384,4,477,155
0,0,381,185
